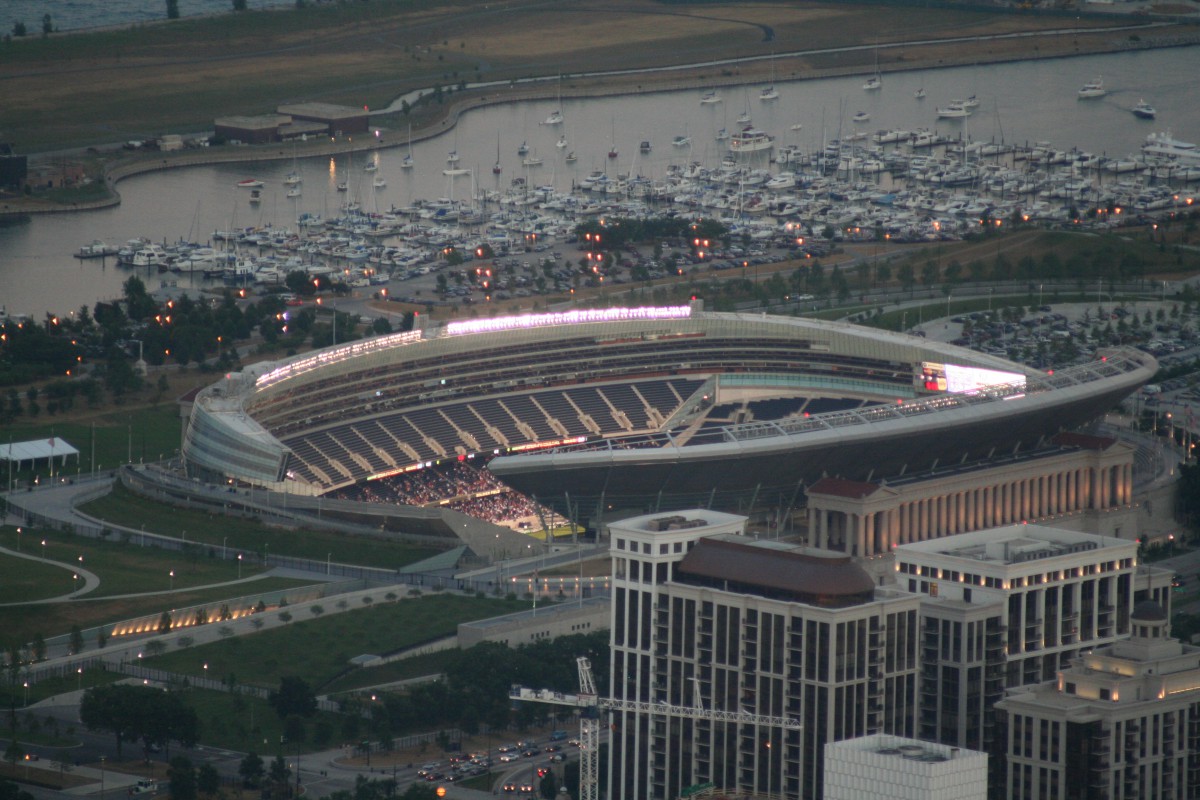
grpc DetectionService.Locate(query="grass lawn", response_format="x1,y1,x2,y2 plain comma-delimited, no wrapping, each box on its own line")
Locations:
0,575,313,651
0,666,126,710
321,650,456,696
78,483,443,567
0,524,268,599
0,553,74,603
0,402,185,480
145,594,527,690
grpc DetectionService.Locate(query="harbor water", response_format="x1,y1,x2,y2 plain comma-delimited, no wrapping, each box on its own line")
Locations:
1,46,1198,318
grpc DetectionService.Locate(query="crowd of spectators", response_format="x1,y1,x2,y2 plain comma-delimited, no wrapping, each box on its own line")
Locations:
328,458,555,528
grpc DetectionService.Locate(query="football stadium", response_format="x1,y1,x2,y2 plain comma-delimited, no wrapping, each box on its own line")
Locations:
182,303,1155,532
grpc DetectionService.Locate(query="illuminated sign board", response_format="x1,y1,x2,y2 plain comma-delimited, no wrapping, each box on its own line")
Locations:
443,306,692,336
917,362,1026,395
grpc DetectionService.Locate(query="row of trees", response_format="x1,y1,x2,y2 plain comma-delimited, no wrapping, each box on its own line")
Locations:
78,684,199,760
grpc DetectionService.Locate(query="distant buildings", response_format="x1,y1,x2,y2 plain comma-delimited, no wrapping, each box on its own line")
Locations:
996,600,1200,799
214,102,369,144
599,506,1181,800
895,524,1170,757
823,733,988,800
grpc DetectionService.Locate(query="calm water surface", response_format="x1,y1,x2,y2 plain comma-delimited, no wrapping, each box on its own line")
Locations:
1,47,1197,317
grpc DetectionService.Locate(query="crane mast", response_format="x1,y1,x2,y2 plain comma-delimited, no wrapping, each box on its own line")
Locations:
510,656,800,800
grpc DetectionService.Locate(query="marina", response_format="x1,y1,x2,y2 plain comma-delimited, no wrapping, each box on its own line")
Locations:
1,47,1197,316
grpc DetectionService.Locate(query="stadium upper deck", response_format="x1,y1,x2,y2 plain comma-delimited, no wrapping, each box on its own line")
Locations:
182,305,1155,514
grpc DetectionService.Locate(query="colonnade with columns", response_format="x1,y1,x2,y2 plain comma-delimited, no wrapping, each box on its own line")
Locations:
807,441,1136,557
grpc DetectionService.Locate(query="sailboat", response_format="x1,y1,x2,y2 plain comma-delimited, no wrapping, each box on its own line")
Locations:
759,54,779,101
400,124,414,169
283,148,302,187
542,75,565,125
372,173,387,189
863,46,882,90
914,87,926,100
607,116,618,160
493,133,503,175
736,90,752,124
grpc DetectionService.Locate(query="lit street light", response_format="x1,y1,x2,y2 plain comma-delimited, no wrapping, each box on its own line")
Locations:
22,681,28,707
169,569,175,591
237,553,243,579
15,527,21,552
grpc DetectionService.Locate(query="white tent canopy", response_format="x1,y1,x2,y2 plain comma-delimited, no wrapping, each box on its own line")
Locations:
0,437,80,467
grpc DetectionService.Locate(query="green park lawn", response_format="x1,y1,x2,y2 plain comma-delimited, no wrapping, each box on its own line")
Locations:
0,524,267,599
1,403,185,478
79,483,442,568
145,593,527,690
0,576,314,652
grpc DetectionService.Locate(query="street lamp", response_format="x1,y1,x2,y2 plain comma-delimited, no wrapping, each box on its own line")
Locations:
22,681,28,707
237,553,243,579
76,668,82,691
15,527,20,552
72,573,78,592
169,569,175,591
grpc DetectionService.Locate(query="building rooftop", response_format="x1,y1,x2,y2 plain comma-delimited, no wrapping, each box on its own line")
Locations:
896,524,1131,566
276,102,368,120
608,509,746,535
675,535,877,606
807,477,886,499
214,114,288,130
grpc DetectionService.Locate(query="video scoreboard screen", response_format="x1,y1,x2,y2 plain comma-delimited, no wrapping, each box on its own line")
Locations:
917,362,1026,395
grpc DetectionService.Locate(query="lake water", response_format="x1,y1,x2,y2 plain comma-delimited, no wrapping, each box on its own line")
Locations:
5,0,293,32
1,46,1197,317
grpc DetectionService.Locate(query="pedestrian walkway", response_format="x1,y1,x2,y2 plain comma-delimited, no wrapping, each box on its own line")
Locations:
0,544,100,602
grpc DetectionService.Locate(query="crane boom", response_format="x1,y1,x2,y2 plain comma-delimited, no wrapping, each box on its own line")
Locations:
511,656,801,800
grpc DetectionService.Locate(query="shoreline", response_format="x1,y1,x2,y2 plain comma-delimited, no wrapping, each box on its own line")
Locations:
3,26,1198,220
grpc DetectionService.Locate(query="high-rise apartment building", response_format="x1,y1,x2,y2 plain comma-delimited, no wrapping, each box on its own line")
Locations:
607,509,920,800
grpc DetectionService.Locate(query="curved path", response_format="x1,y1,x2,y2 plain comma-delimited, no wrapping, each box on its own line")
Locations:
0,544,100,602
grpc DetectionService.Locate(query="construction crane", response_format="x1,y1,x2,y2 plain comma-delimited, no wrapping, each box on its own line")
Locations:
510,656,801,800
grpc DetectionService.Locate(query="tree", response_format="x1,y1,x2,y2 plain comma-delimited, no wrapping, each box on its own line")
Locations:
283,714,307,745
31,634,46,662
232,0,248,10
239,753,265,789
69,626,84,655
168,757,197,800
268,676,317,719
267,755,290,800
40,14,52,36
539,769,558,799
166,0,180,19
11,21,26,37
0,778,35,800
4,740,22,770
398,784,439,800
79,685,199,759
196,763,220,797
